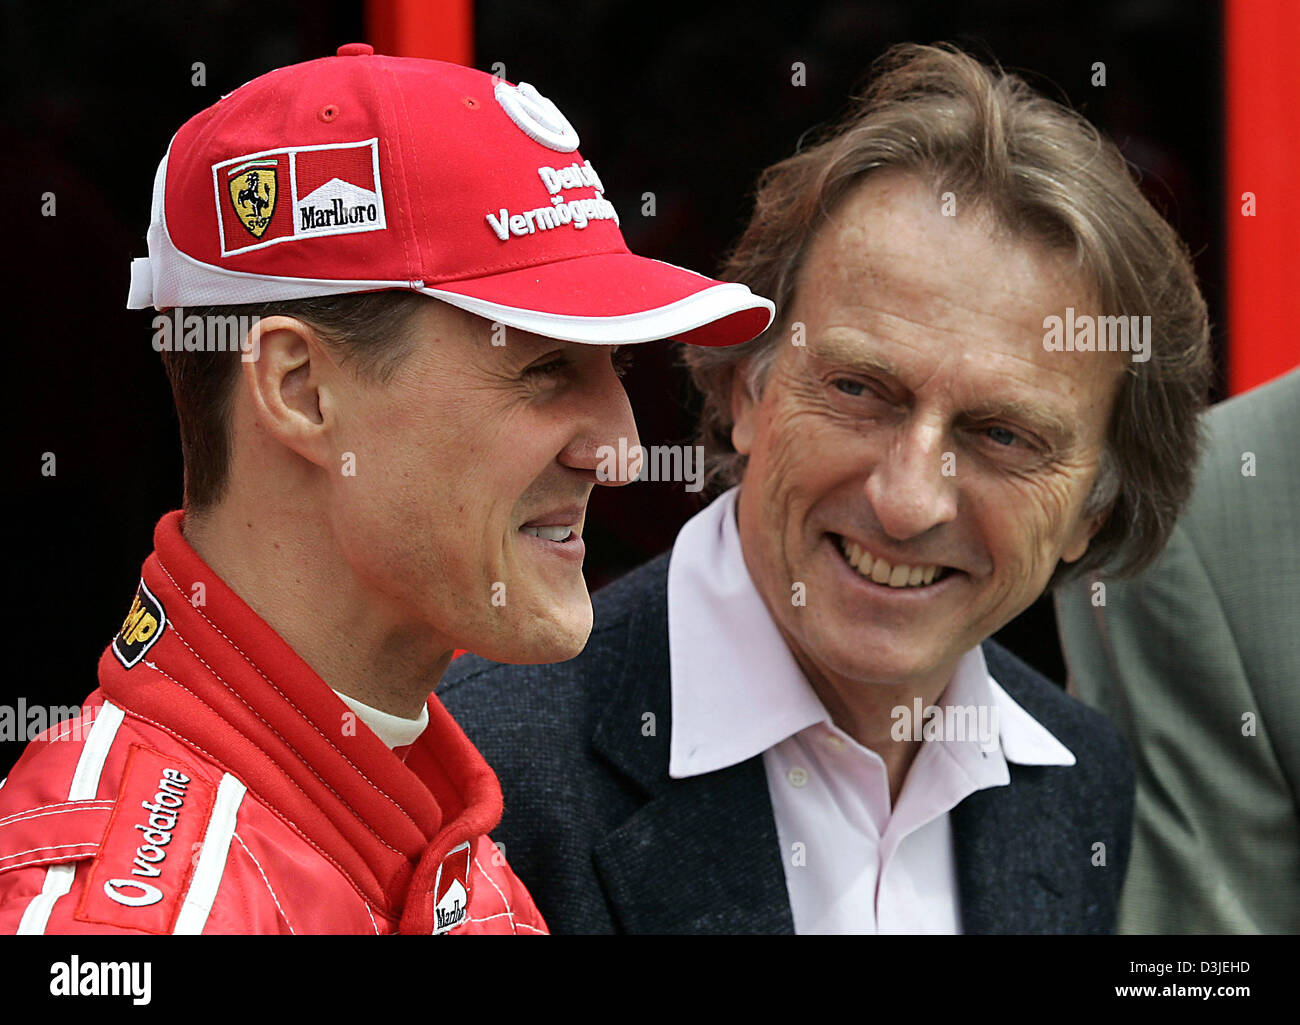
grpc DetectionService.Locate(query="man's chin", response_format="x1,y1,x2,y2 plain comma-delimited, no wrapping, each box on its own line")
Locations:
470,599,593,666
804,622,955,690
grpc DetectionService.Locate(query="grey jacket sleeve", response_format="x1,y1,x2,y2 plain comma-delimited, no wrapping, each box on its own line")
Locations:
1055,367,1300,934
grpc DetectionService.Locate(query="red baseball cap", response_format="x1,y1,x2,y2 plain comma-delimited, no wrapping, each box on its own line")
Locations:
126,43,774,347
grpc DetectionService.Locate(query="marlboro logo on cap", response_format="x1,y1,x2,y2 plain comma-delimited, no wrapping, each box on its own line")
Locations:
126,44,774,348
214,139,387,255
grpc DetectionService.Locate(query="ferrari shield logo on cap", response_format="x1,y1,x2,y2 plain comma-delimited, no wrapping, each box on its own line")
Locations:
227,160,279,238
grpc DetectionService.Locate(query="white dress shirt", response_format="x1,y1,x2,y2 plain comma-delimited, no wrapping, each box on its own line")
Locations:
666,487,1075,934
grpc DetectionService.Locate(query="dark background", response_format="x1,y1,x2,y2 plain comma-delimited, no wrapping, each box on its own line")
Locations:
2,0,1224,776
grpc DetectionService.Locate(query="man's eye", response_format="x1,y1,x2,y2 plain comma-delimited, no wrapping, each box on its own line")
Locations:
985,425,1020,447
524,357,569,378
833,378,868,397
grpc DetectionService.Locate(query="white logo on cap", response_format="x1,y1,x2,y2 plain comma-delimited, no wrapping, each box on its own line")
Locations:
494,81,580,153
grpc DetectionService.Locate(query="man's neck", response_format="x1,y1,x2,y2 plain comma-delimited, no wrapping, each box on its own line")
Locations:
181,500,451,720
782,641,954,806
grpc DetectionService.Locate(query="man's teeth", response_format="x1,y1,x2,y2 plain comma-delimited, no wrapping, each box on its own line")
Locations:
838,537,941,588
521,524,577,542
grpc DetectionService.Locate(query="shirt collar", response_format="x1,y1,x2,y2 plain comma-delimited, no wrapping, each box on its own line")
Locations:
331,689,430,751
668,488,826,777
937,642,1076,769
666,487,1074,778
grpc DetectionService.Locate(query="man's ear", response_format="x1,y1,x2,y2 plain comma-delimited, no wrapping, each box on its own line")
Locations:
729,364,758,456
1061,506,1110,564
241,315,337,470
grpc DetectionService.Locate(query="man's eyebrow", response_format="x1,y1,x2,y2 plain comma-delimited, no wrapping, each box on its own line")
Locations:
807,336,1072,443
498,331,569,362
806,336,903,379
962,398,1071,442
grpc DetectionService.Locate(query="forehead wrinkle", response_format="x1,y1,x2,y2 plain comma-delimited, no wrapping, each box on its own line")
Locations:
801,189,1093,347
803,272,1058,360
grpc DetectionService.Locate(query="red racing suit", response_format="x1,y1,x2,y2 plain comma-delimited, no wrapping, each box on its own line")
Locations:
0,512,546,935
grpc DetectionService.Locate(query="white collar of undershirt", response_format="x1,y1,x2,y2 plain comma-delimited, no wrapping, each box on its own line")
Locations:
331,689,429,750
666,487,1074,778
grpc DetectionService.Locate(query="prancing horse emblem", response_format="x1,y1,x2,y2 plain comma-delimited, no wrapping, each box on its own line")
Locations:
227,161,278,238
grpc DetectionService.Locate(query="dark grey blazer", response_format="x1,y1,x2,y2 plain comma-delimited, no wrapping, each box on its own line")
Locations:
440,552,1134,934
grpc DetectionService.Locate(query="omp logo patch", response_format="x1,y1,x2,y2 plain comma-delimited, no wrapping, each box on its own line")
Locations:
227,160,279,238
212,138,386,256
111,580,166,669
432,841,472,935
75,745,215,934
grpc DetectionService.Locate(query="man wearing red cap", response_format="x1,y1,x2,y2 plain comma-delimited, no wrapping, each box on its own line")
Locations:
0,44,771,935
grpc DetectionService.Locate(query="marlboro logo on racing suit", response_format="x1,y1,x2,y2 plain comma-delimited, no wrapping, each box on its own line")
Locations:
432,841,472,935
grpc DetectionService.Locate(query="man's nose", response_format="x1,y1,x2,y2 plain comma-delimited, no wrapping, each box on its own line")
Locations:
864,416,959,540
559,357,641,486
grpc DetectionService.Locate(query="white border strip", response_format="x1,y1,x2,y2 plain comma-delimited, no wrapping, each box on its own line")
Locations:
16,701,126,935
422,280,775,345
172,773,246,935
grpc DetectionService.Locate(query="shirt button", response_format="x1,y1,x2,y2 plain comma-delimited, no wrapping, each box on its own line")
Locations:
787,766,809,788
823,734,846,752
337,42,374,57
